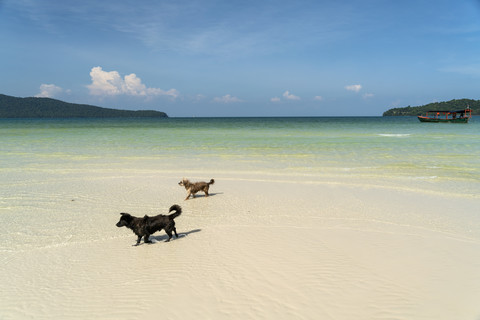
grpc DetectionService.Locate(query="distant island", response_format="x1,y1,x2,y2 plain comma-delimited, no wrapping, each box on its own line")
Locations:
383,99,480,116
0,94,167,118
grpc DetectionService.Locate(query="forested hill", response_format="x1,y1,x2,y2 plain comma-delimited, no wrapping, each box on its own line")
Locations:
383,99,480,116
0,94,168,118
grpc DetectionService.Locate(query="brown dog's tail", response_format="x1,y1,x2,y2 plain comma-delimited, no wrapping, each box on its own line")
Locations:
208,179,215,185
168,204,182,220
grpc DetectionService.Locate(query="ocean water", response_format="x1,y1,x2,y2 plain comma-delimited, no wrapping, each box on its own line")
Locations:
1,116,479,197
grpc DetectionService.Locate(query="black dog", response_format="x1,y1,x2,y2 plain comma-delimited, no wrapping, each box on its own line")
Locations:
116,204,182,246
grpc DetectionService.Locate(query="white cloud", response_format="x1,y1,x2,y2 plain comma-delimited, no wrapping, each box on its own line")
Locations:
123,73,147,96
146,87,180,99
271,90,301,102
363,93,374,99
345,84,362,93
35,84,65,98
313,95,323,101
213,94,242,103
87,66,178,99
283,90,300,100
87,67,123,96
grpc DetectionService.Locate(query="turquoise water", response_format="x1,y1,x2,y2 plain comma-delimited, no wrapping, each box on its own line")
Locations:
1,116,479,197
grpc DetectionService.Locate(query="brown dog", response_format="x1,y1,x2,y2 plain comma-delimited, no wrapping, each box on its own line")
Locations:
116,204,182,246
178,178,215,200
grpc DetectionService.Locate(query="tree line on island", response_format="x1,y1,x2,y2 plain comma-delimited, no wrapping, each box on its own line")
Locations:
383,99,480,116
0,94,167,118
2,93,479,118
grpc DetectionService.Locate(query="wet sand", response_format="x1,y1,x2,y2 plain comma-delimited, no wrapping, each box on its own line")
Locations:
1,170,480,319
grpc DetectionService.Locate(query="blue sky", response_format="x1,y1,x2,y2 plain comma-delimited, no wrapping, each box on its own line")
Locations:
1,0,480,116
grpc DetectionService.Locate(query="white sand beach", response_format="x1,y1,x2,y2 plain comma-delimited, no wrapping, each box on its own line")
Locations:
2,168,480,319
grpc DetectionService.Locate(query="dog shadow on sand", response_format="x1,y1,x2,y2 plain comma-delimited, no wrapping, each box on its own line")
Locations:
149,228,202,243
187,192,223,200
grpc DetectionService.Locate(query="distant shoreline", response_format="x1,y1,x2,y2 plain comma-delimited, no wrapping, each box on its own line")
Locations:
0,93,168,118
383,98,479,116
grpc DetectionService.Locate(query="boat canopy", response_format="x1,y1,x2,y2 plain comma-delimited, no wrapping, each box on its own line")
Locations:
425,109,471,114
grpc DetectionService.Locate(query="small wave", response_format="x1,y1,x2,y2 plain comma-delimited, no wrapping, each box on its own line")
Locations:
410,176,438,180
378,133,411,137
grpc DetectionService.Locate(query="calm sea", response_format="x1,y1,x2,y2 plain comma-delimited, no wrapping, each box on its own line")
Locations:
1,116,479,197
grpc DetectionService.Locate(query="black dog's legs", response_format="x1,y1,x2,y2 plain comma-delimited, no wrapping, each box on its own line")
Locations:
144,234,152,244
165,226,179,242
165,229,173,242
134,235,142,246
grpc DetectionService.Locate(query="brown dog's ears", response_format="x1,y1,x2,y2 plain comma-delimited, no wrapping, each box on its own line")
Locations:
120,212,129,216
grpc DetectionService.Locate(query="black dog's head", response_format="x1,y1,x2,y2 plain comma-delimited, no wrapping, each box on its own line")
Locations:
116,213,133,227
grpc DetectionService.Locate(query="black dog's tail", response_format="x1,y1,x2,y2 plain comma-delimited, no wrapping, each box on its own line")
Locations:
168,204,182,220
208,179,215,185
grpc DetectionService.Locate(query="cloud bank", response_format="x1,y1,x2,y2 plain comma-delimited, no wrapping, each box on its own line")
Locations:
213,94,242,103
271,90,301,102
345,84,373,99
35,84,65,98
283,90,301,100
87,67,179,99
345,84,362,93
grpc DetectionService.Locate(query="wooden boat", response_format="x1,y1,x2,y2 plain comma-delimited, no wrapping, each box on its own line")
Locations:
417,108,472,123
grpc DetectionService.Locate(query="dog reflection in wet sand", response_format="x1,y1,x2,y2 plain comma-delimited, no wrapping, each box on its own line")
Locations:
178,178,215,200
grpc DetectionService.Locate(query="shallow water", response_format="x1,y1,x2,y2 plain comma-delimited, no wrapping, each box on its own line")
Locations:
1,116,479,195
1,116,480,251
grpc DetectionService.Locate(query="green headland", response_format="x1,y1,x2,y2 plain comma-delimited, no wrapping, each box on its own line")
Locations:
0,94,167,118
